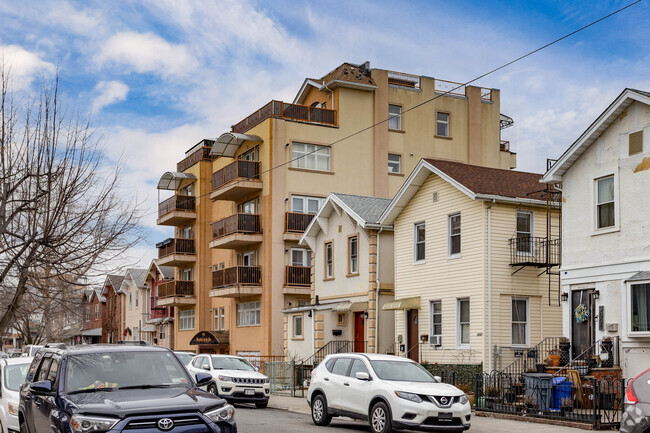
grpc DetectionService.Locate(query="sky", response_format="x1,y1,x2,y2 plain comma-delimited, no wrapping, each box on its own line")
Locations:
1,0,649,269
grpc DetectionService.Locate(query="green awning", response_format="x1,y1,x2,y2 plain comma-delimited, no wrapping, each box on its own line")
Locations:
331,301,368,312
382,296,420,311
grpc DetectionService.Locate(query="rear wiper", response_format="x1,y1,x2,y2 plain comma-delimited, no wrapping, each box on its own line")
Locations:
67,388,117,395
117,384,175,390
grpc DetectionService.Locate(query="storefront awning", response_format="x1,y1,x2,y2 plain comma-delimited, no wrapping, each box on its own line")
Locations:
141,325,157,333
80,328,102,337
331,301,369,312
157,172,197,190
210,133,263,157
382,296,420,311
189,330,230,345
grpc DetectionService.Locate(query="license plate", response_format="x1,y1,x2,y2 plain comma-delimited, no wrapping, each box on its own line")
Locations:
245,389,255,396
438,412,453,422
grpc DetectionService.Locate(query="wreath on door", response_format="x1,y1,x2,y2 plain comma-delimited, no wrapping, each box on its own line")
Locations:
574,304,590,323
123,327,132,337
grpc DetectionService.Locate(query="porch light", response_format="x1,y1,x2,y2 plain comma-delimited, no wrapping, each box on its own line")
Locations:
561,292,569,302
593,290,600,300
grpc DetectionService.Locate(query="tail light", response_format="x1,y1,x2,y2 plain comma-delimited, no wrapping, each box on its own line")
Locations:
625,368,650,405
311,368,317,379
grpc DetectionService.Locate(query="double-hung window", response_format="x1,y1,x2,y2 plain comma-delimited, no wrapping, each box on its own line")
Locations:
213,309,220,330
414,223,425,262
388,154,401,173
630,283,650,333
220,307,225,330
237,301,261,326
596,176,615,229
179,309,195,330
159,324,165,340
292,143,330,171
293,314,303,338
430,301,442,340
388,104,402,130
458,299,470,347
511,298,528,346
348,235,358,274
291,195,324,215
436,112,450,137
85,306,90,322
448,214,461,257
135,290,139,307
325,242,333,278
516,211,533,254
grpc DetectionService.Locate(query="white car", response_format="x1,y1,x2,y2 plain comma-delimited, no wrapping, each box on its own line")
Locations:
187,354,270,408
0,357,32,433
307,353,471,433
174,351,196,366
20,346,43,357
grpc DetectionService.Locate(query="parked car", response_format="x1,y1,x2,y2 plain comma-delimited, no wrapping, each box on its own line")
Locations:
18,343,236,433
621,367,650,433
0,357,32,433
20,346,43,358
308,353,471,433
187,354,270,408
174,351,196,366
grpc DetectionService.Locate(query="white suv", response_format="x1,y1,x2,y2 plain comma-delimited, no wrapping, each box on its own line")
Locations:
307,354,471,433
187,354,270,408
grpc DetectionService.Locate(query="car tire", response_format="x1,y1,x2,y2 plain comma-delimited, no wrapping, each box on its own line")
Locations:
311,394,331,426
255,401,269,409
370,401,393,433
207,383,218,395
19,421,29,433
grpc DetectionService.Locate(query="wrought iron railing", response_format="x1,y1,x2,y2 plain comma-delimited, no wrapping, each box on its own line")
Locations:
232,100,336,134
285,212,314,233
509,237,561,267
158,195,195,218
212,214,261,238
157,238,195,258
285,266,310,286
177,146,215,172
212,160,260,191
212,266,262,288
500,140,510,152
555,337,620,377
158,280,194,298
302,340,368,366
498,337,563,376
387,70,421,89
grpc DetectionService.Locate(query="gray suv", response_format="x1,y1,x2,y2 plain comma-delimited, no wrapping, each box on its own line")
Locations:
621,368,650,433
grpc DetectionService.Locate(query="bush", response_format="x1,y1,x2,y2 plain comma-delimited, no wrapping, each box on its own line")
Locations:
420,362,483,393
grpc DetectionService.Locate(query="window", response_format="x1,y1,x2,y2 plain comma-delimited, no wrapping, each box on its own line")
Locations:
135,290,139,307
181,184,193,196
449,214,461,256
239,251,256,266
458,299,470,347
238,197,258,214
596,176,615,229
516,211,533,254
178,309,195,330
414,223,425,262
388,154,401,174
436,112,449,137
292,143,331,171
129,293,132,309
430,301,442,339
94,304,99,320
237,301,261,326
47,357,59,383
512,298,528,346
291,248,311,267
213,309,220,330
159,324,165,341
388,104,401,130
337,313,346,326
348,235,358,274
325,242,333,278
629,131,643,156
239,146,258,161
630,283,650,333
331,358,352,376
293,315,303,338
220,307,225,330
182,268,193,281
85,306,90,322
348,359,369,377
291,195,325,215
181,225,193,239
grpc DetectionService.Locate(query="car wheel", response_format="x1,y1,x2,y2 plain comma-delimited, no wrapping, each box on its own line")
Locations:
370,401,393,433
19,421,29,433
311,394,332,426
207,383,218,395
255,401,268,409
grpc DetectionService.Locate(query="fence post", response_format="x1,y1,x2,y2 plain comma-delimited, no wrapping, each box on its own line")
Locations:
593,378,599,429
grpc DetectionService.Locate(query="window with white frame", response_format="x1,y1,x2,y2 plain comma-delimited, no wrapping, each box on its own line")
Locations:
449,214,461,256
129,293,132,309
135,290,139,307
181,267,193,281
430,301,442,340
292,143,331,171
596,176,615,229
325,242,333,278
630,283,650,333
213,309,220,330
388,104,402,130
94,304,99,320
220,307,225,330
159,324,165,341
293,314,303,338
414,223,425,262
237,301,261,327
436,112,449,137
458,298,470,346
291,195,324,215
516,211,533,254
238,197,258,214
291,248,311,267
388,154,401,173
349,235,358,274
511,298,528,346
178,309,195,330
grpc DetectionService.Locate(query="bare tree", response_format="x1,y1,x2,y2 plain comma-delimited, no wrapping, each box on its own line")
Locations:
0,61,143,335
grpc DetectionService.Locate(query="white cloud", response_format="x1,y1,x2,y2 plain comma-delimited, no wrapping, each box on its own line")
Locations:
92,80,129,113
46,2,103,36
95,32,197,78
0,45,55,90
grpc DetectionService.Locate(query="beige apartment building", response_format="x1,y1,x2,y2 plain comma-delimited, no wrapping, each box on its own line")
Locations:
155,61,517,357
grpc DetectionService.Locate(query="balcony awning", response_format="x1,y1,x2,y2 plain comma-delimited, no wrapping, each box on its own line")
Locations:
382,296,420,311
141,325,157,333
331,301,368,312
210,133,262,157
157,172,197,190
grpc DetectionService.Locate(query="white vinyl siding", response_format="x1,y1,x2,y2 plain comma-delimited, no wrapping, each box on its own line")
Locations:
511,298,528,346
430,301,442,338
414,223,425,262
458,298,470,347
448,213,461,257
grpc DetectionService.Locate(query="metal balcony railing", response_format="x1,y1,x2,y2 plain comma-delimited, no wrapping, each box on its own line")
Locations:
157,238,195,258
285,266,311,286
212,214,261,239
177,146,215,172
285,212,315,233
158,195,195,218
232,100,336,134
212,266,262,288
158,280,194,298
509,237,561,267
212,160,260,191
500,140,510,152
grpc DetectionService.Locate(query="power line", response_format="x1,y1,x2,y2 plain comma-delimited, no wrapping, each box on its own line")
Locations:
145,0,642,220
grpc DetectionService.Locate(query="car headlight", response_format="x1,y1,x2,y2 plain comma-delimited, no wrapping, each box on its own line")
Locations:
7,401,17,416
459,394,469,405
70,415,119,433
394,391,422,403
218,375,234,382
205,404,235,422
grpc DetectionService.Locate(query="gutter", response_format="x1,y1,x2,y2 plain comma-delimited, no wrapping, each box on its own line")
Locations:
375,228,384,353
475,194,559,208
487,199,496,372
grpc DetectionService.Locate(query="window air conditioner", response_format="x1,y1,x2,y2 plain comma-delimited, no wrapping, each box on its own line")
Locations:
429,335,442,346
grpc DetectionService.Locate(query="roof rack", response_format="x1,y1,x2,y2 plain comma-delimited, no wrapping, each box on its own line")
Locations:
116,340,150,346
44,343,67,349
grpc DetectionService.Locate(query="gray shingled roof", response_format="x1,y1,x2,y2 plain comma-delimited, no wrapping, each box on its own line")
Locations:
94,287,106,302
127,268,148,288
107,274,124,290
332,193,392,224
159,266,175,280
626,271,650,282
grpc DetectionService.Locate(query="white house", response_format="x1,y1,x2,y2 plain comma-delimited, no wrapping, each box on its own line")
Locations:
542,88,650,378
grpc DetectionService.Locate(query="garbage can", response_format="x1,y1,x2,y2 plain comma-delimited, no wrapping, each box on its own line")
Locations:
551,376,573,410
523,373,553,411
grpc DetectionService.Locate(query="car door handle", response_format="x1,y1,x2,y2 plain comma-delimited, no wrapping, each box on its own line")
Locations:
344,382,349,386
34,399,41,407
324,378,329,381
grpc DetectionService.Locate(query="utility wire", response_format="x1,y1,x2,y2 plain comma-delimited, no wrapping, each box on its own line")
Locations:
145,0,643,220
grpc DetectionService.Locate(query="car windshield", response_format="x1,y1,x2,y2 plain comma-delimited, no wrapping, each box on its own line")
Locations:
370,360,436,382
175,353,194,365
65,351,191,393
5,363,30,391
211,356,255,371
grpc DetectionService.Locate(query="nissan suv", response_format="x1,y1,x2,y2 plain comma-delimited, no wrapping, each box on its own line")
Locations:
18,343,237,433
307,353,471,433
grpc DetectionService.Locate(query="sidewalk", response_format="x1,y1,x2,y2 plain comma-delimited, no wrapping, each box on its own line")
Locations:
268,394,310,414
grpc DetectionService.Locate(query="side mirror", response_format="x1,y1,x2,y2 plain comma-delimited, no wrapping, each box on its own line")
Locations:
30,381,52,394
434,376,442,383
355,372,370,381
255,366,260,372
202,365,211,371
195,373,213,387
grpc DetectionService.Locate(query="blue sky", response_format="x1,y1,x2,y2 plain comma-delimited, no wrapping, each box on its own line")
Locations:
1,0,649,268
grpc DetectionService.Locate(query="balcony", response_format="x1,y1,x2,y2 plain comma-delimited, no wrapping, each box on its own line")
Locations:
210,160,262,201
157,195,196,226
283,266,311,296
210,266,262,298
500,140,511,152
157,280,196,306
232,100,337,134
156,238,196,267
509,237,561,268
283,212,315,241
209,214,263,249
177,145,216,172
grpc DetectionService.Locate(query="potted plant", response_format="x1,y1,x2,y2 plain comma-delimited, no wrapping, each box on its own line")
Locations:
548,348,562,367
457,383,474,407
600,337,614,368
484,385,500,409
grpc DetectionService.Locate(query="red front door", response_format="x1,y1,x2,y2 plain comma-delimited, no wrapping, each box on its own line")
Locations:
354,312,365,352
407,309,419,362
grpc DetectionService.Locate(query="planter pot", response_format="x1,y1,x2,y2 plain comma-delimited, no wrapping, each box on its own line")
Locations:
559,342,571,366
536,363,547,373
466,392,475,407
548,355,561,367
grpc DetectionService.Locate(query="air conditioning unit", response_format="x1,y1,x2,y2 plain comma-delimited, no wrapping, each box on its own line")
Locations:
429,335,442,347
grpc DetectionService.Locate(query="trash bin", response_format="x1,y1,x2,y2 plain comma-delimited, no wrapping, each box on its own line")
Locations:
523,373,553,411
551,376,573,410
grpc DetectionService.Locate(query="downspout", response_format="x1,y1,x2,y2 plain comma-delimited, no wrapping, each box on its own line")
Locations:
487,199,496,372
323,81,335,110
375,228,384,353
